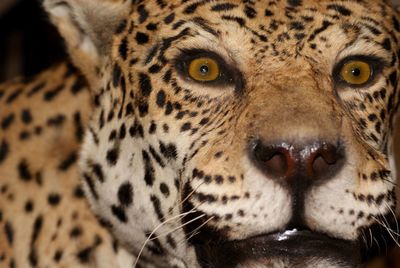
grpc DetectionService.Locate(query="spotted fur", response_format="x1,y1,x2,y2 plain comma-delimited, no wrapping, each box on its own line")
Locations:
1,0,400,267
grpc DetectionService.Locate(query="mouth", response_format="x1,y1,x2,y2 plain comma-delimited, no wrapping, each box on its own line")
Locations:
195,229,362,268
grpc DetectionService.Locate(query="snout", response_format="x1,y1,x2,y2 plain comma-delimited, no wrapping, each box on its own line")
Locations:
249,139,345,185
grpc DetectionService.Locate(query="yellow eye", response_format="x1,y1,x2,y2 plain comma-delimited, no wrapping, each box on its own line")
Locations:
188,58,220,82
340,60,372,85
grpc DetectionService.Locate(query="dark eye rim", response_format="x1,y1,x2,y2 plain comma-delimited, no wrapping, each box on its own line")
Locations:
173,49,244,91
332,55,386,89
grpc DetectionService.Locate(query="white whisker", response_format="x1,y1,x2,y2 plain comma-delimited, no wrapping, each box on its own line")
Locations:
133,208,198,267
150,213,206,241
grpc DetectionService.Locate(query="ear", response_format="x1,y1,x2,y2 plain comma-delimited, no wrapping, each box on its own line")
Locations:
388,0,400,10
43,0,130,81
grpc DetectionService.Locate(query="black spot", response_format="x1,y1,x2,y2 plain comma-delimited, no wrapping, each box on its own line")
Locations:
129,120,144,138
308,20,332,42
44,85,64,101
119,124,127,140
145,43,160,64
4,222,13,245
9,259,15,268
150,195,165,222
83,173,99,200
74,112,84,142
156,90,166,108
111,205,128,223
119,37,128,60
393,15,400,32
160,183,170,198
21,109,33,124
70,227,82,238
165,101,173,115
30,215,43,266
74,186,85,199
112,64,122,88
287,0,302,7
166,235,177,249
149,64,162,73
139,102,149,117
215,175,224,184
25,200,34,213
199,118,209,125
58,152,78,171
142,150,155,186
327,4,352,16
18,159,32,181
389,71,397,87
149,146,166,168
139,73,152,97
147,236,166,255
118,182,134,206
115,19,127,34
71,75,86,94
265,9,274,16
146,23,158,31
20,130,30,141
27,82,46,97
6,88,23,104
77,247,92,263
106,148,119,166
164,13,175,24
290,21,305,31
138,4,149,23
244,5,257,18
125,102,134,116
47,114,66,127
1,113,15,130
163,69,172,83
48,193,61,206
149,121,157,134
181,122,191,132
211,3,237,11
221,15,246,27
53,250,63,262
91,163,104,182
136,32,149,44
382,38,391,51
0,139,9,165
184,1,206,14
368,114,377,122
159,142,177,160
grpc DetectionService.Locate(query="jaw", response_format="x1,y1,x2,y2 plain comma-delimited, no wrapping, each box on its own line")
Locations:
192,230,361,268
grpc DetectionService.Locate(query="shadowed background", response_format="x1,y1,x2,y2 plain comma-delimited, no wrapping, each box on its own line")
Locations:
0,0,399,267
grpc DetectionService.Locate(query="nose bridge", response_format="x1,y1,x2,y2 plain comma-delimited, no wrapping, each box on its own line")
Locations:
245,71,341,143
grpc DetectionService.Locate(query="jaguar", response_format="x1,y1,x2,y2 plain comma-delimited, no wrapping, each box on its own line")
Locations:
1,0,400,267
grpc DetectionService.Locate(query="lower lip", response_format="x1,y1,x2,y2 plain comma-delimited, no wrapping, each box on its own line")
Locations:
195,230,361,267
242,229,360,258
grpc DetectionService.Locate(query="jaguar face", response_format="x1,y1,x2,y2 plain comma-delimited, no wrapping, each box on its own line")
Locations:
45,0,400,267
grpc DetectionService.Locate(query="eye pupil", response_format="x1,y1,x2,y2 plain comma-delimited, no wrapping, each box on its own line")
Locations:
351,68,361,77
200,65,209,75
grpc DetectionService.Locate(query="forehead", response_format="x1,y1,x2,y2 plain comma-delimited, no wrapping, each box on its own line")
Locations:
140,0,393,26
128,0,397,71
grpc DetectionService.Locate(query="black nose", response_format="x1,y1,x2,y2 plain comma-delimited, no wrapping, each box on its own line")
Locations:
250,140,344,184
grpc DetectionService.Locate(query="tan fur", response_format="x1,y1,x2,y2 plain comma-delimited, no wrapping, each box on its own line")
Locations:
0,63,126,267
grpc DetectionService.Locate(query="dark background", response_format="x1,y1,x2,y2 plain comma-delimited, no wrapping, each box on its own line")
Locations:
0,0,65,82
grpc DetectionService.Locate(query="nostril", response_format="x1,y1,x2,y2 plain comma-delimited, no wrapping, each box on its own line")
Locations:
251,140,296,179
266,153,288,178
312,155,331,178
307,143,344,180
